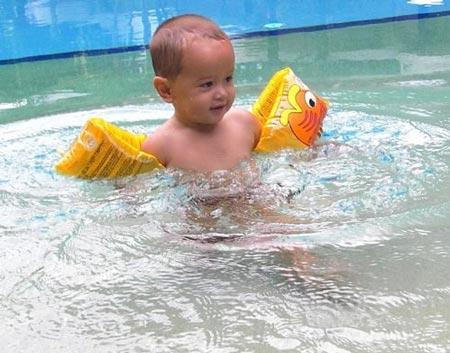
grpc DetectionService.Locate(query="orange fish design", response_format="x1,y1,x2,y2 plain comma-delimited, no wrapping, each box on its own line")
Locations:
280,82,328,147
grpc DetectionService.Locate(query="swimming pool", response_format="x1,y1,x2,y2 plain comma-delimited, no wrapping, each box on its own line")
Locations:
1,1,450,352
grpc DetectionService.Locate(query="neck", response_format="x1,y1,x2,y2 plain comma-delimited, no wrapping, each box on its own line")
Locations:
173,115,218,133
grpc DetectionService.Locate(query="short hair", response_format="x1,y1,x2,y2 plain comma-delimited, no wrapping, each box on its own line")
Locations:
150,14,229,79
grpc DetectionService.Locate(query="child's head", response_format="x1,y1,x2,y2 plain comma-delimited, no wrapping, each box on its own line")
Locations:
150,14,229,79
150,15,236,127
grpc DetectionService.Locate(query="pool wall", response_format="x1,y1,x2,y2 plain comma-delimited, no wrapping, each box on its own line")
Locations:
1,0,450,64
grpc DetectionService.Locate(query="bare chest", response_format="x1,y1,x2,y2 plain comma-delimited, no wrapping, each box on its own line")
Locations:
168,128,252,171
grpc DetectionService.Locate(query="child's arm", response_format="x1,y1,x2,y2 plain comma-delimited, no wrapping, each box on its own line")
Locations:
141,129,170,167
250,111,263,148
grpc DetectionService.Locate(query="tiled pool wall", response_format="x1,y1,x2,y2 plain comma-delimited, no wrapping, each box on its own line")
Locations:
1,0,450,64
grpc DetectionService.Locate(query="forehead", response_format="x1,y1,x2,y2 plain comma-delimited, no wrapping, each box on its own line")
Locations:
180,38,235,76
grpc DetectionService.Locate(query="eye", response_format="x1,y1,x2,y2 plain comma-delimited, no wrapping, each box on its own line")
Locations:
305,91,316,108
200,81,213,89
226,75,233,83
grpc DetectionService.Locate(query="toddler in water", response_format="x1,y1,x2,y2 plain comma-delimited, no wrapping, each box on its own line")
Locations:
142,14,261,172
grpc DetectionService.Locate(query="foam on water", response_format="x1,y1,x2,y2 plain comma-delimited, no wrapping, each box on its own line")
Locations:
1,97,448,250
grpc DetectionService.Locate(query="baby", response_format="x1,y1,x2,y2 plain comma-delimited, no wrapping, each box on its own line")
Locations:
141,14,261,172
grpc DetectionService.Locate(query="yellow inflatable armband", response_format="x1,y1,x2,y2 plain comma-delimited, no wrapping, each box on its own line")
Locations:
54,67,327,179
54,117,163,178
252,67,328,152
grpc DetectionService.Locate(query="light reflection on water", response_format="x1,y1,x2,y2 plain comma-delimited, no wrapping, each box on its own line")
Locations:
1,86,449,351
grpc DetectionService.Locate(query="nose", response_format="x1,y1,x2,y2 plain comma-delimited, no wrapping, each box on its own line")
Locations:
214,83,227,100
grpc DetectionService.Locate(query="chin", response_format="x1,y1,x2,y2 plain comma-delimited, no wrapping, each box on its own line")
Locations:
208,110,226,124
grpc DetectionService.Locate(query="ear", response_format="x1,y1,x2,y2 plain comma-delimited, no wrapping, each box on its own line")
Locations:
153,76,173,103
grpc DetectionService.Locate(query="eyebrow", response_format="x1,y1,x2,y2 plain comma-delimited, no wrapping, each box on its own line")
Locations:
195,70,234,82
196,75,214,80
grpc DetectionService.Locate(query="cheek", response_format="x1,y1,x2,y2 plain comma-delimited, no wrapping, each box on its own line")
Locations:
228,86,236,101
190,94,210,111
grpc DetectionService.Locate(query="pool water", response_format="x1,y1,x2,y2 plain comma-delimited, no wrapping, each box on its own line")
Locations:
1,16,450,353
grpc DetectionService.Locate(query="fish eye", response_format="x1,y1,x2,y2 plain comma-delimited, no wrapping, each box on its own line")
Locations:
305,91,316,108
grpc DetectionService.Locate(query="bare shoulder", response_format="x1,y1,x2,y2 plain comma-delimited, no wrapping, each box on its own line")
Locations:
228,107,257,124
227,108,262,144
141,121,175,166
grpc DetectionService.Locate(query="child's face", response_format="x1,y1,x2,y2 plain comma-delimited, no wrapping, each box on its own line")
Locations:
168,38,236,127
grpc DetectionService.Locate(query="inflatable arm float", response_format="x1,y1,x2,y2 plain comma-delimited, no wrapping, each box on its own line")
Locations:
55,67,328,179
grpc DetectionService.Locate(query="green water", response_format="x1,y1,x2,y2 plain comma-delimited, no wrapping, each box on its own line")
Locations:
2,16,449,124
1,16,450,353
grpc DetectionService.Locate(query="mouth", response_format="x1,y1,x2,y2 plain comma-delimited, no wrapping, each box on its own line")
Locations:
210,105,226,111
210,104,228,116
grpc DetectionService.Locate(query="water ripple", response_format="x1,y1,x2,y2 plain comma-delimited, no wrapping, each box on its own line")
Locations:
1,98,449,352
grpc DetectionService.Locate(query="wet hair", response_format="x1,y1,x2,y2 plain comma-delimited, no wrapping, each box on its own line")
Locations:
150,14,229,79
